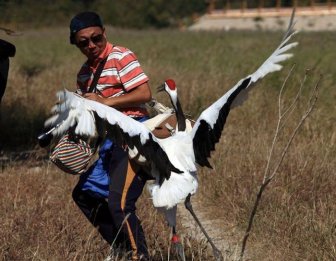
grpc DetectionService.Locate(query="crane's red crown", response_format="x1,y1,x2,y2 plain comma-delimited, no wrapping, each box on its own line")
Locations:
165,79,176,90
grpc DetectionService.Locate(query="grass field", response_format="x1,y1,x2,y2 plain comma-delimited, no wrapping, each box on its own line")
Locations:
0,27,335,260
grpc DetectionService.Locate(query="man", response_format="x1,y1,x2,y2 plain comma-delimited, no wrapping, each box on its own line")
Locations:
0,39,16,103
69,12,151,260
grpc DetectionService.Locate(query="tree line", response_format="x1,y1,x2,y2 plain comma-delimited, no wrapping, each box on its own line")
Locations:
0,0,329,29
0,0,207,29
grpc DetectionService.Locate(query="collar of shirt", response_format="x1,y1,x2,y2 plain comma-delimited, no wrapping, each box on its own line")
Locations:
87,41,113,69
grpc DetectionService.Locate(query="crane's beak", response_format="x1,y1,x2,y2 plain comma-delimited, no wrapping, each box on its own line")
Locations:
156,84,165,93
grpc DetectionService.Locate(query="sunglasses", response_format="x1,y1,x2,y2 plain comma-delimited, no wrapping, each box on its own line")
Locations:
76,34,104,48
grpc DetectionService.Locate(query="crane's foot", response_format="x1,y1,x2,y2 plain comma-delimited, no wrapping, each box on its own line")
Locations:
212,246,224,261
171,234,185,261
184,194,223,261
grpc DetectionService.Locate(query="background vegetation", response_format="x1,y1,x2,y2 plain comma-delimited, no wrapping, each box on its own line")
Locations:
1,0,334,29
0,0,207,29
0,9,335,261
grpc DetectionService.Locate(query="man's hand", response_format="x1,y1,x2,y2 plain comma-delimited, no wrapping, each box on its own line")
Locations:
83,93,107,104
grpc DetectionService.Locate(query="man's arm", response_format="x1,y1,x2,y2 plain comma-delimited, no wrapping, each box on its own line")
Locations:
83,82,152,108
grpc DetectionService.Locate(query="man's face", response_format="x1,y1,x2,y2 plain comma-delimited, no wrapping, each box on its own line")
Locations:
74,26,107,61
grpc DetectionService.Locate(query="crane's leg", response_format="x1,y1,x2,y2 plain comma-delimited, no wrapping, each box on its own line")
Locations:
160,205,186,260
171,226,185,261
184,194,223,261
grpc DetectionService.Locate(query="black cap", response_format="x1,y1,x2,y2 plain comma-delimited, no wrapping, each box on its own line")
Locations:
69,11,103,44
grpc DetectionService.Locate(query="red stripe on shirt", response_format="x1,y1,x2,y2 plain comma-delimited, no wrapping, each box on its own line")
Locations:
76,43,149,117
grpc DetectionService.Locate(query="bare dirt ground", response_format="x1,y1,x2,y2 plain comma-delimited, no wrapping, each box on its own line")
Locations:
189,11,336,32
177,196,244,260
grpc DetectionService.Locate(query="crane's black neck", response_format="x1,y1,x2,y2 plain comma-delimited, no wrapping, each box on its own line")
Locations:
174,98,186,132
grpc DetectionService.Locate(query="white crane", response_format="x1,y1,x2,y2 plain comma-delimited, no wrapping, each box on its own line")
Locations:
45,12,297,261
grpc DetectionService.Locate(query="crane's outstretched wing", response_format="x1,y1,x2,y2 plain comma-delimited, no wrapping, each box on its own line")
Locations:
192,10,298,168
45,90,183,182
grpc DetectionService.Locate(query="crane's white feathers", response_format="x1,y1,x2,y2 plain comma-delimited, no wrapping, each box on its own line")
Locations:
191,15,297,168
44,12,298,211
146,132,198,208
45,91,97,137
44,90,184,199
149,170,198,209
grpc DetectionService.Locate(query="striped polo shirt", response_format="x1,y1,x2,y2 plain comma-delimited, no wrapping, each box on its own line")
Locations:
76,42,149,117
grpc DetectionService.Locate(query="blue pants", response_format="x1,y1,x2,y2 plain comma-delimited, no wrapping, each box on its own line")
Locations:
73,117,149,259
79,139,113,198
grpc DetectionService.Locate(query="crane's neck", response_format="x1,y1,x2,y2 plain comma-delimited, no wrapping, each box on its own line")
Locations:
174,98,186,132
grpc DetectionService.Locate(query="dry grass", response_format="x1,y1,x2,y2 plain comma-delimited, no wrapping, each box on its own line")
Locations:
196,72,335,260
0,162,211,261
0,163,110,260
0,27,335,260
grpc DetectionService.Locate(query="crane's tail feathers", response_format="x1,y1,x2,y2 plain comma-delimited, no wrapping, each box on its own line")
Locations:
148,171,198,209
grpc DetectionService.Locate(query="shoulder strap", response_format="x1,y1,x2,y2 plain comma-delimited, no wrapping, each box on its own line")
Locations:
88,57,108,93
